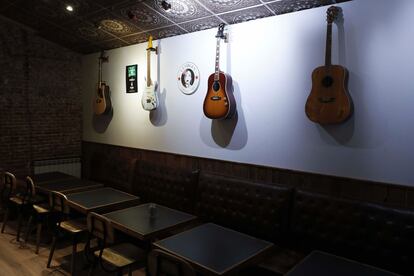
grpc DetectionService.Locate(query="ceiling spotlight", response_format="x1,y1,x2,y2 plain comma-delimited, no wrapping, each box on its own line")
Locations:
65,5,74,12
161,0,171,11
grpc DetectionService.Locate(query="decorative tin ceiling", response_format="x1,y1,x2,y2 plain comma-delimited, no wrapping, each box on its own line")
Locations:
0,0,351,54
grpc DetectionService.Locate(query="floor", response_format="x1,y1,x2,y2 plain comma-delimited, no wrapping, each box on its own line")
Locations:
0,220,146,276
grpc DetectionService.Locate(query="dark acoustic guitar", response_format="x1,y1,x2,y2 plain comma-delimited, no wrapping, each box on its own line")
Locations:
203,23,236,120
93,51,112,115
305,6,352,124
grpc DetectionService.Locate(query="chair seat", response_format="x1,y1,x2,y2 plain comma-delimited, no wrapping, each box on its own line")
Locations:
60,218,88,233
94,243,145,268
9,196,23,205
33,204,50,214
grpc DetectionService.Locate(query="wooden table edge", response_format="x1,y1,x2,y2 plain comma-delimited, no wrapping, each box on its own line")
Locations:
152,224,274,276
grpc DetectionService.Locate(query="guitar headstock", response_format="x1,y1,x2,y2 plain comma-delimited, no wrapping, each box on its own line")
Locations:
215,23,226,39
99,50,108,63
326,6,339,24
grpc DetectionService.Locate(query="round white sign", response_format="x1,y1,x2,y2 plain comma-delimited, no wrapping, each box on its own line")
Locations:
177,62,200,95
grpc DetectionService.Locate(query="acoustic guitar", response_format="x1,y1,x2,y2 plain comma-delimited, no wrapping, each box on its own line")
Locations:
203,23,236,120
93,51,112,115
142,35,159,111
305,6,352,124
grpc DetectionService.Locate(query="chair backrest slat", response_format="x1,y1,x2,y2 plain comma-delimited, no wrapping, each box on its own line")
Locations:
1,172,16,200
148,249,196,276
87,212,114,245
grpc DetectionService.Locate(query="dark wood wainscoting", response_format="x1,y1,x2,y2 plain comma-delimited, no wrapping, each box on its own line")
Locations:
82,141,414,209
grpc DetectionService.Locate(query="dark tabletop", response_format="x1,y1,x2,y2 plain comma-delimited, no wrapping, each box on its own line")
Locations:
35,178,103,195
153,223,273,275
66,187,140,214
286,251,399,276
33,171,76,184
103,203,197,240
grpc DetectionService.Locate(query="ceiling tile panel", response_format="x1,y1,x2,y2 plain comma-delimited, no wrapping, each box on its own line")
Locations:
218,5,273,24
144,0,213,23
85,12,143,36
179,16,223,33
66,20,116,42
0,0,352,53
95,38,129,50
149,25,187,40
121,32,150,45
197,0,262,14
113,2,173,30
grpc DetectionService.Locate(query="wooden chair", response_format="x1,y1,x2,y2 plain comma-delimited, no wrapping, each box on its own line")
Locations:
46,191,88,275
87,212,145,276
1,174,40,241
23,176,53,254
1,172,17,231
147,249,196,276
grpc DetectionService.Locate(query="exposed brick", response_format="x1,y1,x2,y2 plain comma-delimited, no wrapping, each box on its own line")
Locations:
0,17,82,178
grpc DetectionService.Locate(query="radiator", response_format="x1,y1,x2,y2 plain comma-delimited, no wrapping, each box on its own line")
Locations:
33,157,81,177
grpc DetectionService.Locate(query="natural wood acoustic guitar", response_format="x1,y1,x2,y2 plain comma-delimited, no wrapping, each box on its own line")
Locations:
305,6,352,124
93,51,112,115
203,23,236,120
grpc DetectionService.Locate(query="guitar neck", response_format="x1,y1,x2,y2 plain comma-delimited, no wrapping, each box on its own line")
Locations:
325,22,332,66
147,50,151,87
214,38,220,81
98,57,102,86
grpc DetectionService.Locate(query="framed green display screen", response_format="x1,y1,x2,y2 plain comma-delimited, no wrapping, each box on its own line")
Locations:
126,64,138,93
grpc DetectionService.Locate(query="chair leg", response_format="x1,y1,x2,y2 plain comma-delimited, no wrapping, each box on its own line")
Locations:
24,215,34,242
35,222,42,254
1,208,9,233
47,235,57,268
16,211,24,241
70,236,77,276
88,256,97,276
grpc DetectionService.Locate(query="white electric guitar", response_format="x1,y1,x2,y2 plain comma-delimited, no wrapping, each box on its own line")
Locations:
142,35,159,111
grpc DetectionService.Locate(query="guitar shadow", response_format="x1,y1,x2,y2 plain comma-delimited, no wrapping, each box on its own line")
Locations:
92,106,113,133
201,81,248,149
149,40,168,126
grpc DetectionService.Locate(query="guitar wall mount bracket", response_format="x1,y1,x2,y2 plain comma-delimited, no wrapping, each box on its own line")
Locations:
147,46,158,55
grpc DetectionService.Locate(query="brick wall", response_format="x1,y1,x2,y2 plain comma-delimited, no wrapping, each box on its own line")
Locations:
0,17,82,178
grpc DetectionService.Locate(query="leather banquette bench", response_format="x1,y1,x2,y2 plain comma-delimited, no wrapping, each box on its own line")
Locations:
101,161,414,275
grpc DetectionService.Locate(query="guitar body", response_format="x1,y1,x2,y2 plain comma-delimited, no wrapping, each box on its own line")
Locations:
203,72,236,119
305,64,352,124
94,83,112,115
141,81,159,111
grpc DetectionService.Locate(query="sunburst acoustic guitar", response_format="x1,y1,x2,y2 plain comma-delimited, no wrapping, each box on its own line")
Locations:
305,6,352,124
203,23,236,120
93,51,112,115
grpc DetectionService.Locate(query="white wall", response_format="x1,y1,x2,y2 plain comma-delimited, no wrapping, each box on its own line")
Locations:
82,0,414,187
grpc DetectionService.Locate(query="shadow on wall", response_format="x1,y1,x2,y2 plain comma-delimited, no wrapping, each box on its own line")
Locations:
149,40,167,126
92,106,113,133
199,81,248,149
150,87,167,126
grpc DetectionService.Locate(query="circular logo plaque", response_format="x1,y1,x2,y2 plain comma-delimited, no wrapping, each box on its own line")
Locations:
177,62,200,95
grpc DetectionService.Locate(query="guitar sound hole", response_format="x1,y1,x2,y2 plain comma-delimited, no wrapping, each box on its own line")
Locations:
322,76,334,87
213,81,220,91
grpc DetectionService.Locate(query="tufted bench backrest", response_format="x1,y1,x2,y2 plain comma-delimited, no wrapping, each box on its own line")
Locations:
291,189,414,275
132,161,199,213
195,172,293,243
